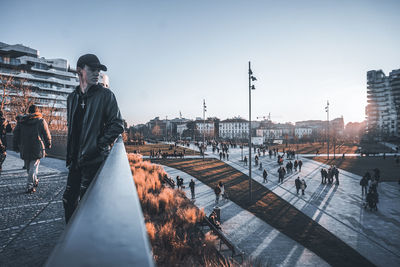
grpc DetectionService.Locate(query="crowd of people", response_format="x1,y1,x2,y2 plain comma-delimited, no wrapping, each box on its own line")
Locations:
320,166,340,185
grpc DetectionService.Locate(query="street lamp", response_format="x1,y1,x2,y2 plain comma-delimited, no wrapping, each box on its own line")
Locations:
165,115,168,142
325,101,329,160
248,61,257,201
203,99,207,160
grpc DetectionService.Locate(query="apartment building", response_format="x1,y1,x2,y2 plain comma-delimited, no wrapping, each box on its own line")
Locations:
0,42,78,127
366,69,398,137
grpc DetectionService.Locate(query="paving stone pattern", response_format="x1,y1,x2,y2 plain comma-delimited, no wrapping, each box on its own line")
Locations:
0,151,67,267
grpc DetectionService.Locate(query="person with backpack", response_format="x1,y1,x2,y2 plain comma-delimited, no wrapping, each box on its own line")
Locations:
13,105,51,193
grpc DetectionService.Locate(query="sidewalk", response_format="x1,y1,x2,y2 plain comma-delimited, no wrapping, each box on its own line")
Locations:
0,150,68,267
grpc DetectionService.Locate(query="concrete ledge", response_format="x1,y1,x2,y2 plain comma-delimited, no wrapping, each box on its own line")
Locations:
45,136,154,267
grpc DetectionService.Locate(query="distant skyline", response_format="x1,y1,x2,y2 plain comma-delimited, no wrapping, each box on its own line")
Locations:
2,0,400,126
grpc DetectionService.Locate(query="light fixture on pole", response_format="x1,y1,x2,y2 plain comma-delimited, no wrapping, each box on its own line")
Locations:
325,101,330,160
248,61,257,201
165,115,168,142
203,99,207,160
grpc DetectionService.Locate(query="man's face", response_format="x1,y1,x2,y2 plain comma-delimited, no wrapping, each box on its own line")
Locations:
80,65,100,86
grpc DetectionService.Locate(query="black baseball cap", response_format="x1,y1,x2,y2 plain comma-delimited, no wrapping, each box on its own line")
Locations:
76,54,107,71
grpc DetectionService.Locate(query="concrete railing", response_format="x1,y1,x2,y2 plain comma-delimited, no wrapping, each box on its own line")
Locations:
45,136,154,267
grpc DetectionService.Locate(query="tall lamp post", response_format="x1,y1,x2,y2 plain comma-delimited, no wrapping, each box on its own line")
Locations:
203,99,207,160
248,61,257,201
165,115,168,142
325,101,329,160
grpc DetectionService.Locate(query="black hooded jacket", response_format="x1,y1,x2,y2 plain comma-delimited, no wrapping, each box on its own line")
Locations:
66,84,124,167
13,113,51,160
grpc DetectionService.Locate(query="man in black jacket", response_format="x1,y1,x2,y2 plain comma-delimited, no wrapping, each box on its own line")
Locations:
63,54,124,223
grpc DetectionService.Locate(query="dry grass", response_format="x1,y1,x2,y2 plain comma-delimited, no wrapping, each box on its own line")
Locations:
129,153,232,266
310,156,400,182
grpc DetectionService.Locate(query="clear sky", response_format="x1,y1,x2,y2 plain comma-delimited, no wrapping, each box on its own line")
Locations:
1,0,400,126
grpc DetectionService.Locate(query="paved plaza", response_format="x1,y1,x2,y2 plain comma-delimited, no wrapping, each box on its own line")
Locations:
1,144,400,266
162,144,400,266
0,151,67,267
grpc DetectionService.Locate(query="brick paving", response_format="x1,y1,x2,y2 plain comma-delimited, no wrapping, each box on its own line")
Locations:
0,151,67,267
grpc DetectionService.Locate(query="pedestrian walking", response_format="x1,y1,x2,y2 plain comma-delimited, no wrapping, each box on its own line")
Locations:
295,176,301,194
63,54,124,223
219,151,223,160
360,175,368,197
189,179,195,200
300,178,307,195
298,160,303,172
244,155,248,166
263,169,268,183
278,166,286,183
214,184,221,204
334,166,339,185
219,181,228,200
13,105,51,193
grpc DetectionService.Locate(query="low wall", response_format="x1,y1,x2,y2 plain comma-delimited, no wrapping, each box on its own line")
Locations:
7,133,67,160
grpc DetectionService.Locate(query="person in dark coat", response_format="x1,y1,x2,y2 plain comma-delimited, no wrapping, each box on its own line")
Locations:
320,168,325,184
0,110,11,170
295,176,301,194
277,167,286,183
189,179,195,199
334,166,340,185
360,175,368,197
214,184,221,204
13,105,51,193
298,160,303,172
263,169,268,183
300,178,307,195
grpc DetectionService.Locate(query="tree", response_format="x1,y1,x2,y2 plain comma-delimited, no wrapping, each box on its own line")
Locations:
0,73,36,121
41,97,68,132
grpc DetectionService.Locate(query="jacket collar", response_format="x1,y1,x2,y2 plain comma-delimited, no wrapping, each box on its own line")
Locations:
74,84,102,97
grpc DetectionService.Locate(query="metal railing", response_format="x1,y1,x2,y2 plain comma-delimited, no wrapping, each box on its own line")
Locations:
45,136,154,267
